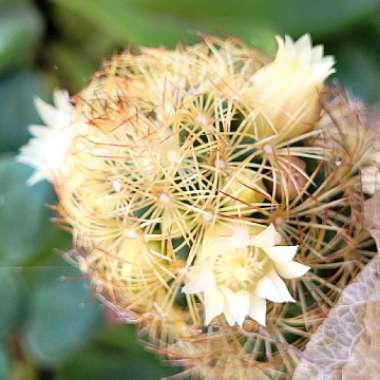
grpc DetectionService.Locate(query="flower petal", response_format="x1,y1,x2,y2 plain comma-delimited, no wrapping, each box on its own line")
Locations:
255,276,282,303
268,270,295,302
204,288,225,325
220,287,250,326
275,261,310,279
182,267,215,294
250,224,281,250
35,97,70,128
18,89,75,185
234,290,250,326
255,270,295,303
220,287,237,326
249,294,267,326
53,89,73,115
265,245,298,263
223,307,236,326
231,227,251,249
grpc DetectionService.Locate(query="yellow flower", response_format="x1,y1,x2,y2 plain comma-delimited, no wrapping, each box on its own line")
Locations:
183,223,309,326
247,34,335,140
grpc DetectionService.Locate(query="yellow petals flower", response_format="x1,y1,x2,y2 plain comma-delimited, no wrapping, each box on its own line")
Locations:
247,34,335,140
183,224,309,326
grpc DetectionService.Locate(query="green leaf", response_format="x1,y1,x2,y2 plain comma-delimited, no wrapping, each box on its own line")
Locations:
0,345,10,380
53,0,196,48
49,44,99,92
0,271,24,338
58,326,176,380
123,0,380,37
24,227,72,276
0,71,45,153
370,14,380,34
53,0,278,49
53,0,380,49
335,43,380,104
51,4,109,46
0,155,54,265
0,0,29,5
0,4,44,75
23,267,104,367
58,349,174,380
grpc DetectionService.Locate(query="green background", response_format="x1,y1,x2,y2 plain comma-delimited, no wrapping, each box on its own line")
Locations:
0,1,379,379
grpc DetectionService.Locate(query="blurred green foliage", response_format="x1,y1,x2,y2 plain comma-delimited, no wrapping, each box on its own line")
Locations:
0,0,379,379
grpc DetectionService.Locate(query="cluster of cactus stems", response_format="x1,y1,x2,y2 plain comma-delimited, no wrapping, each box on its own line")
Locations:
18,35,377,379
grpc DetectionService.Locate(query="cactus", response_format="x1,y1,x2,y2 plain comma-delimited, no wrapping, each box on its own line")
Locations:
18,35,377,378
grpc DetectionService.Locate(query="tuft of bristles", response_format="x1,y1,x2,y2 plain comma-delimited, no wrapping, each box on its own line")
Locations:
43,37,375,378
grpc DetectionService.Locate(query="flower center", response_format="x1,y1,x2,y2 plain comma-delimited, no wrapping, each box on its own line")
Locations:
213,247,270,292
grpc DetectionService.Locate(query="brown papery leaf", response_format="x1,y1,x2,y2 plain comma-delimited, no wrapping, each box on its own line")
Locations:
341,281,380,379
293,256,380,380
365,192,380,254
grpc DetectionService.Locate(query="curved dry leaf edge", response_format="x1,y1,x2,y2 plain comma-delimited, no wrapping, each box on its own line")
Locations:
341,280,380,379
293,255,380,380
364,191,380,250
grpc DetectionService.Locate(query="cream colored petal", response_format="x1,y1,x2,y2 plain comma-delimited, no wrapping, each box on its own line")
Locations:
249,294,267,326
34,97,68,127
234,290,250,327
275,261,310,279
311,45,323,63
223,307,236,326
275,36,285,58
255,276,282,302
231,227,251,249
313,60,335,80
297,34,311,51
53,89,73,115
268,270,295,302
220,287,236,325
218,287,236,326
182,267,215,294
284,35,295,56
265,245,298,263
28,125,49,137
204,288,225,325
26,171,45,186
294,34,312,64
250,224,280,250
255,270,295,303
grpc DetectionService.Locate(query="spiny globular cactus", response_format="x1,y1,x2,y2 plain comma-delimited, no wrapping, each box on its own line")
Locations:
18,34,377,379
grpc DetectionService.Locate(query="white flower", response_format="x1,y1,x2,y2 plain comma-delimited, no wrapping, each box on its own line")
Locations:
183,223,309,327
17,89,74,185
248,34,335,140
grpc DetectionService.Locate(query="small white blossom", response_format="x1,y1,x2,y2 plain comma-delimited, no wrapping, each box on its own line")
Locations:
183,224,309,327
17,89,74,185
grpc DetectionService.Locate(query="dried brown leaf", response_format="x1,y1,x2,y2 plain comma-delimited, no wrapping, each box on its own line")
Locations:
293,257,380,380
365,192,380,253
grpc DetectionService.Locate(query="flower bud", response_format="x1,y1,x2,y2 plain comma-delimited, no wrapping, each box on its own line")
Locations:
248,34,335,141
